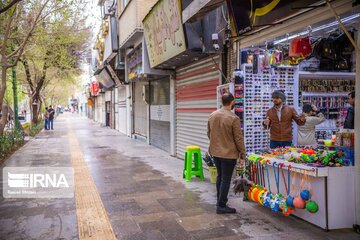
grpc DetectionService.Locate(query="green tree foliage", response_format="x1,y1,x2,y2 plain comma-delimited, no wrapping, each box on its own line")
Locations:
3,0,91,125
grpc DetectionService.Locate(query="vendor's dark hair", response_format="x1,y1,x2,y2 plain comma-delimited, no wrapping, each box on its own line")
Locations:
303,104,313,113
222,92,234,106
349,91,355,98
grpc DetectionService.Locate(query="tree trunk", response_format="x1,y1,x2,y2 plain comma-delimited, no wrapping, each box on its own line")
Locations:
0,56,9,135
0,103,9,135
31,95,41,125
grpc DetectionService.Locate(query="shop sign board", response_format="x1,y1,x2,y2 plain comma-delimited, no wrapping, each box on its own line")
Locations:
227,0,320,35
128,47,143,80
143,0,186,68
91,82,99,96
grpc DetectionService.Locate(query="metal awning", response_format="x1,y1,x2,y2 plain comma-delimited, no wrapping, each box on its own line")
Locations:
182,0,224,23
93,65,115,89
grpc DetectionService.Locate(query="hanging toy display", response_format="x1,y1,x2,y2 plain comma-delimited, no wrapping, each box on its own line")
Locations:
271,163,285,212
262,163,272,207
293,169,307,209
302,169,319,214
243,157,319,216
286,168,297,209
280,164,295,216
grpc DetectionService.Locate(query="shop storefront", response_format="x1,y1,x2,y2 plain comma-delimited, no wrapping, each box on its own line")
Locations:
132,80,148,138
128,46,148,139
141,0,229,158
220,0,359,230
149,77,171,152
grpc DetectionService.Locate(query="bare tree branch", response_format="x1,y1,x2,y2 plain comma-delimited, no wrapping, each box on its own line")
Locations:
7,0,51,61
20,58,34,92
0,0,21,15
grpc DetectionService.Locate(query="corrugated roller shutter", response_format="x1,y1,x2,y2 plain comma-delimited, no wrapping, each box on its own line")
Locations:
176,56,221,159
118,86,127,134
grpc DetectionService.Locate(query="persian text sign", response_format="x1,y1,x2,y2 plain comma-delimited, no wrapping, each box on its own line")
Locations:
143,0,186,68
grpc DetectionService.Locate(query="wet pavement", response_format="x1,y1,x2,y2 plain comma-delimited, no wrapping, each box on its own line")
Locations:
0,113,359,239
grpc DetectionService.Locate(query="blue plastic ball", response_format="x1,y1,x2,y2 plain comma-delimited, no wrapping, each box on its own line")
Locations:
271,203,280,212
286,196,295,208
300,190,311,201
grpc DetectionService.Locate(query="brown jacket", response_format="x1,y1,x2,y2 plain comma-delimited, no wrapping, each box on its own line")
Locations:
264,105,305,141
207,109,246,160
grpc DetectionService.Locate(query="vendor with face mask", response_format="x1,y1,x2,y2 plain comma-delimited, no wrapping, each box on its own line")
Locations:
297,104,326,147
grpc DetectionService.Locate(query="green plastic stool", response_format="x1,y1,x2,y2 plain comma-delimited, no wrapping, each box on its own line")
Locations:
183,146,204,182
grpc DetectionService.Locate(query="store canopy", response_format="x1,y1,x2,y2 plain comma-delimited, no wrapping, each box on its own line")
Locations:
227,0,324,36
237,0,357,48
93,64,115,89
182,0,224,23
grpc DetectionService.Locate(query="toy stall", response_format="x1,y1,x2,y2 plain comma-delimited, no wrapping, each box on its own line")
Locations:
218,5,358,230
244,144,355,230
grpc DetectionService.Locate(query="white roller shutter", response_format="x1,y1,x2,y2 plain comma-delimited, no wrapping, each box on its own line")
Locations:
176,56,221,159
118,86,127,134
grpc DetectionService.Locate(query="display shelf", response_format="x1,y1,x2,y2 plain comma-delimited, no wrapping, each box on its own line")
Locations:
243,65,299,152
250,155,328,177
299,71,356,79
301,92,349,97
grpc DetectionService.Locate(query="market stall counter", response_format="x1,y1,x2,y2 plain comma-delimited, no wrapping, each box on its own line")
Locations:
245,148,355,230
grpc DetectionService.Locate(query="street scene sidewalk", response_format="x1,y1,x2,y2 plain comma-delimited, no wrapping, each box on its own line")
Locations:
0,114,358,240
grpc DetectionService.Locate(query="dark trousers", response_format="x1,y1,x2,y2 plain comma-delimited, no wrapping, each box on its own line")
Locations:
44,119,49,130
270,140,292,149
214,157,236,207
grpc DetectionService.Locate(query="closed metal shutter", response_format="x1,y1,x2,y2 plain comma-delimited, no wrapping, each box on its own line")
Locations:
118,86,127,134
150,78,170,152
176,56,221,159
133,81,148,136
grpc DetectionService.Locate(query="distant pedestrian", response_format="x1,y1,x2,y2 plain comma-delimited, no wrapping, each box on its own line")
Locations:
207,92,246,214
44,107,49,130
48,105,55,130
297,104,325,147
344,91,355,129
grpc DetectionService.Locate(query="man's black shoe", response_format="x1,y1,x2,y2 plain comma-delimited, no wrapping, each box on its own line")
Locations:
216,206,236,214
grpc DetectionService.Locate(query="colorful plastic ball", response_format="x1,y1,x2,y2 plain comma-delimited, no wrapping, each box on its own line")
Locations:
251,188,259,202
252,189,260,203
270,198,280,212
263,192,273,207
257,190,266,205
306,200,319,213
286,196,295,208
300,190,311,201
293,197,306,209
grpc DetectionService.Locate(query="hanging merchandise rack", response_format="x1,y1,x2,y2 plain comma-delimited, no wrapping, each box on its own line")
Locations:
242,63,300,152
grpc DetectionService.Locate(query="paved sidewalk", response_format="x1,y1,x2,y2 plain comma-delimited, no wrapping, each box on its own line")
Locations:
0,113,358,239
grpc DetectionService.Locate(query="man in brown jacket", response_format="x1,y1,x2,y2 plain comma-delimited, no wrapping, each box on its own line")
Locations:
263,90,305,148
208,93,246,214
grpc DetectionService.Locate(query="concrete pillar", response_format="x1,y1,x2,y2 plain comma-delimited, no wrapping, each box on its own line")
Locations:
170,75,176,157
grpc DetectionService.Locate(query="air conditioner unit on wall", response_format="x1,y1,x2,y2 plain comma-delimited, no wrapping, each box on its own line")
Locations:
103,0,115,17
